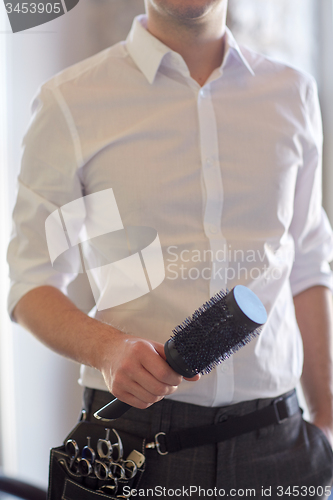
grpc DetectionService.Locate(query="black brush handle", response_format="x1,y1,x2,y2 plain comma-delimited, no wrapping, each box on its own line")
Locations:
94,399,132,421
94,340,197,421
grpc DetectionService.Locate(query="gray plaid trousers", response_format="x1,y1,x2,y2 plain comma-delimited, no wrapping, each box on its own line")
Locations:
84,389,333,500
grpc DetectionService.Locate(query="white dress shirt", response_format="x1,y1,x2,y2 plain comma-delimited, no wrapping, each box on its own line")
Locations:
7,15,333,406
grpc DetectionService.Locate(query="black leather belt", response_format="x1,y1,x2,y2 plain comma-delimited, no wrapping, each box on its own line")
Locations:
146,390,301,455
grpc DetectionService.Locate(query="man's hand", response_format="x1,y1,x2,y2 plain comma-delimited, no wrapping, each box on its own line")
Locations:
313,419,333,449
294,285,333,450
98,333,200,409
13,286,200,410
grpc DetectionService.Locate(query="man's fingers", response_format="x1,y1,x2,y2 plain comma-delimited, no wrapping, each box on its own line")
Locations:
115,390,164,410
101,335,200,409
151,340,201,382
140,341,182,386
152,341,167,360
184,373,201,382
111,373,174,409
133,364,179,397
113,359,179,401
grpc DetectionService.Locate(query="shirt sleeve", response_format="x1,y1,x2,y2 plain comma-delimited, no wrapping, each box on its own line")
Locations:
7,84,84,320
289,78,333,296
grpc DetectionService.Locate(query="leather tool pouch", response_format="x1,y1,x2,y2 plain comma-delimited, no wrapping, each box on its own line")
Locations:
47,420,146,499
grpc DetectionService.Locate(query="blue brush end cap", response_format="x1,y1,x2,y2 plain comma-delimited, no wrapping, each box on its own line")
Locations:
225,285,267,331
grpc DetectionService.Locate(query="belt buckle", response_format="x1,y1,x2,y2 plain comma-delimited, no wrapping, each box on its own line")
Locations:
272,396,285,424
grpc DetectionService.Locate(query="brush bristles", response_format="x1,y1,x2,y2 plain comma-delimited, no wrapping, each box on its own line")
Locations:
171,290,262,374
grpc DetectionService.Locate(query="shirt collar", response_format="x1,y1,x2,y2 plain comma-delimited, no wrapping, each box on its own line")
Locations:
126,15,255,85
223,27,255,77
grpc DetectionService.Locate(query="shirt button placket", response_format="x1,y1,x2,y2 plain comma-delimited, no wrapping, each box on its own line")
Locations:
197,84,234,404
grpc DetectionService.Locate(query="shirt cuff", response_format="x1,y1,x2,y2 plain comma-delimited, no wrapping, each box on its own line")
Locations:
7,281,68,321
290,269,333,297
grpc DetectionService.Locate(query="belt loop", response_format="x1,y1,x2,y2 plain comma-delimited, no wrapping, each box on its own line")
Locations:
161,399,173,434
151,399,173,437
272,396,285,423
256,394,269,439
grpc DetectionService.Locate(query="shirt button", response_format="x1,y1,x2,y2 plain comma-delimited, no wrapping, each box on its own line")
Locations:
221,363,231,374
199,88,209,98
205,158,213,167
209,225,218,234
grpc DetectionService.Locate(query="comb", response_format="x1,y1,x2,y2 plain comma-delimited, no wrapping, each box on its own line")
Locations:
94,285,267,421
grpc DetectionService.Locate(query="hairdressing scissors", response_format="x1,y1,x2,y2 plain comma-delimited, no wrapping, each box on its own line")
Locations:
76,436,95,477
108,461,126,480
97,428,113,460
121,459,137,479
94,459,110,481
65,439,80,471
110,429,123,462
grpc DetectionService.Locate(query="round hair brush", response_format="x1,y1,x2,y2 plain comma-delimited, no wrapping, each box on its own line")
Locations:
94,285,267,421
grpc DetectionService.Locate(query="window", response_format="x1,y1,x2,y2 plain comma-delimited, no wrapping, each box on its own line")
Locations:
0,3,18,473
227,0,317,76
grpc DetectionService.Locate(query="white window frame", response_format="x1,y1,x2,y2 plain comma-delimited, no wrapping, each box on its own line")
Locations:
0,5,18,475
318,0,333,222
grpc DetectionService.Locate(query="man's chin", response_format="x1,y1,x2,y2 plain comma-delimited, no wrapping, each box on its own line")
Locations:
152,0,222,22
